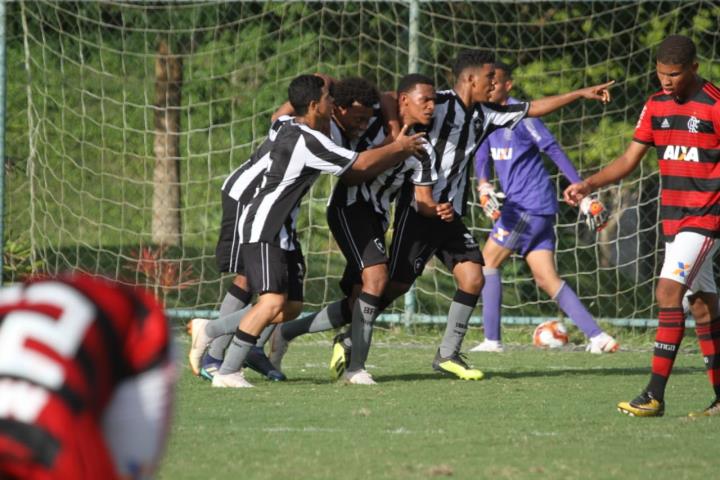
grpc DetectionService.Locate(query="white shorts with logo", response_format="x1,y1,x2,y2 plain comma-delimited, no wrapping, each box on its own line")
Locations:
659,231,719,294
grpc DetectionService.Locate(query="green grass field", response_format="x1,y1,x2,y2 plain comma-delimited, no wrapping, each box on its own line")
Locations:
161,328,718,480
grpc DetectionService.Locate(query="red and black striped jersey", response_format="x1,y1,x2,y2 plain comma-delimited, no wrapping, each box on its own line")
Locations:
633,80,720,240
0,274,171,476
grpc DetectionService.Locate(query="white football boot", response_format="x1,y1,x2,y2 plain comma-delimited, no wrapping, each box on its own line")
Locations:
343,369,377,385
587,332,619,354
469,339,505,353
187,318,212,375
212,370,254,388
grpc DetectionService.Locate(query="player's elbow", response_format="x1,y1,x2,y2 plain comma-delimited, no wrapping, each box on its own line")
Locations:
340,169,365,185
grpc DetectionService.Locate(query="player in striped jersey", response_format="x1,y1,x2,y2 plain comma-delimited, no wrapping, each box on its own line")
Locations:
270,74,444,385
195,77,385,382
378,50,613,380
565,35,720,417
191,74,426,388
188,115,298,383
467,62,618,355
197,77,387,383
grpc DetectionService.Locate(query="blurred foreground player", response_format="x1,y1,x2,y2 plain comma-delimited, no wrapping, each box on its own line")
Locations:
0,274,176,479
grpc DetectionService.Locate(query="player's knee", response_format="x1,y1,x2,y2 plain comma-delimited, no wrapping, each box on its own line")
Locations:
458,274,484,295
258,293,286,317
361,266,388,296
655,281,684,307
533,273,561,296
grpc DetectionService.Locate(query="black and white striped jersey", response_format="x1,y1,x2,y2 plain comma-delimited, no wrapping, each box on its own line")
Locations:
328,108,387,207
413,89,529,216
360,128,436,229
219,115,300,251
221,115,291,203
327,112,436,228
239,119,358,247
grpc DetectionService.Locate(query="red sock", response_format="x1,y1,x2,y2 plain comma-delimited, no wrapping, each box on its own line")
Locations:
696,318,720,399
647,308,685,399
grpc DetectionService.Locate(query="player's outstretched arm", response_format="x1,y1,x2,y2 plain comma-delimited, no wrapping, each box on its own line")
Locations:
528,80,614,118
341,125,425,184
563,141,649,207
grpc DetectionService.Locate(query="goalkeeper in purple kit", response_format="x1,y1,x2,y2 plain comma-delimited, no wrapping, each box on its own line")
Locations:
469,62,619,354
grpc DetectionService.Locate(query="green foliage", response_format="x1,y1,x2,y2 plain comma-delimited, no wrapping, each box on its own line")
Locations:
5,1,719,315
2,234,45,282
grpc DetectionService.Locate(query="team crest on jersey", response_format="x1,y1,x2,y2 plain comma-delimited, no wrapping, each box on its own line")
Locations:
490,147,513,161
687,116,700,134
472,116,483,137
463,233,478,248
672,262,690,278
373,238,386,255
413,256,426,274
493,228,509,243
663,145,699,162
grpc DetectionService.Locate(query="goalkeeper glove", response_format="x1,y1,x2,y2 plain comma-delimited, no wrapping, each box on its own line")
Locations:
579,196,608,232
478,182,505,221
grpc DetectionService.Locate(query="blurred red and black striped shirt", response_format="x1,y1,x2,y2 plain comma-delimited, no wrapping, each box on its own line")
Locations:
0,274,171,479
634,80,720,241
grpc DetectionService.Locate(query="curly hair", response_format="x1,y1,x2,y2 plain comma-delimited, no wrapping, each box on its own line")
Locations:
333,77,379,109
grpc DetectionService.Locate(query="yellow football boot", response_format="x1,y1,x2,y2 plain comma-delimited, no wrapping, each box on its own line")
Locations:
617,391,665,417
688,399,720,417
432,349,484,380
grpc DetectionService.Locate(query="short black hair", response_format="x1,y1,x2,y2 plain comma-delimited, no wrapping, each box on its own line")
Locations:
288,74,325,116
453,50,495,78
657,35,696,66
333,77,379,109
397,73,434,95
494,61,513,79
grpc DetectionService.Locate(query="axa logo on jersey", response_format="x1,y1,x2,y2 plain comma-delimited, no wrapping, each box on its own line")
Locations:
663,145,699,162
490,147,513,161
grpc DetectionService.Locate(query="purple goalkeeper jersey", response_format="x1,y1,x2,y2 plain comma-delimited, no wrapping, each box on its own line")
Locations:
474,97,581,215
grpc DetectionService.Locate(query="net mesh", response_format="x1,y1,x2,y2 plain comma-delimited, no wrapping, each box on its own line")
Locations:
6,1,720,321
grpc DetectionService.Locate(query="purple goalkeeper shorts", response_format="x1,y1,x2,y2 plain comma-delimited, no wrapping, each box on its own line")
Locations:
489,206,555,256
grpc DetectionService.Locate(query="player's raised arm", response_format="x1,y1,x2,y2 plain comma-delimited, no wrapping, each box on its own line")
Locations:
379,90,402,139
528,80,614,117
271,101,295,123
563,140,649,206
341,124,425,184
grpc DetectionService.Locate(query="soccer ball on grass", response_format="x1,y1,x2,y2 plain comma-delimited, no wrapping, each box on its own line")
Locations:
532,320,569,348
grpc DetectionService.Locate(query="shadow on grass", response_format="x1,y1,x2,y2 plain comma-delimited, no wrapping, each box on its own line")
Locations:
363,367,706,383
486,366,705,380
374,372,465,382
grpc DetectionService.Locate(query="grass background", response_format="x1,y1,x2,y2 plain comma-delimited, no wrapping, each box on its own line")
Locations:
160,326,718,480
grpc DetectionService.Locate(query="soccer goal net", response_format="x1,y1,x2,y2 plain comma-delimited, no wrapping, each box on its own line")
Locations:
5,1,719,324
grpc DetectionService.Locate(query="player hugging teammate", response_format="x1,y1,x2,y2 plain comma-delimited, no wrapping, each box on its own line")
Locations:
187,48,615,389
